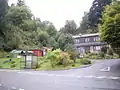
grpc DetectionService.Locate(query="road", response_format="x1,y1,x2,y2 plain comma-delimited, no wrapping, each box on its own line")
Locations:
0,59,120,90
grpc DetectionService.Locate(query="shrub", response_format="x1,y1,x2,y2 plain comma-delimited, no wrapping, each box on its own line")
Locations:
59,52,71,66
10,61,15,64
0,51,9,58
113,53,119,59
85,53,97,59
11,64,16,68
97,52,105,59
46,49,61,67
107,48,114,56
105,54,113,59
80,58,91,65
90,55,98,59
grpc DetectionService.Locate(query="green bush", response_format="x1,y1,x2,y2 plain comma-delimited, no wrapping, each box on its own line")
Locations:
10,61,16,64
46,49,61,67
105,54,113,59
85,53,98,59
80,58,91,65
107,48,113,56
59,52,72,66
90,55,98,59
11,64,17,68
97,52,105,59
113,53,119,59
0,51,9,58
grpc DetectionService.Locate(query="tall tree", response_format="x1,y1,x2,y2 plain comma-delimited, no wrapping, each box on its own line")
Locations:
0,0,8,36
88,0,112,31
57,33,74,51
99,1,120,55
17,0,25,6
77,12,90,34
60,20,77,35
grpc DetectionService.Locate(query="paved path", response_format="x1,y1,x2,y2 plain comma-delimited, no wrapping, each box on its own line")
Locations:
0,59,120,90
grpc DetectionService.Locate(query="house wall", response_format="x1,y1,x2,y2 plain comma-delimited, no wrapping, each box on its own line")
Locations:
73,34,107,54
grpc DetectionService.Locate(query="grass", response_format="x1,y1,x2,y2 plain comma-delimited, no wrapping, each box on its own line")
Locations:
0,58,22,69
0,57,90,70
36,61,82,71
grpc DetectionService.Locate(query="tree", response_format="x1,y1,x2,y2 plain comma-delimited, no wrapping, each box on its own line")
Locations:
41,21,57,36
0,0,8,36
17,0,25,6
57,33,74,51
5,5,33,28
99,1,120,55
88,0,112,31
64,44,79,62
60,20,77,35
77,12,91,34
36,31,49,47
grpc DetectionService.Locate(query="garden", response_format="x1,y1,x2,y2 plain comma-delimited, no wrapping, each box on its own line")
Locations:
0,49,91,70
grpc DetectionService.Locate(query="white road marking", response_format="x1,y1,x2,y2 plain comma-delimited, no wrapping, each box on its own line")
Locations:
56,75,64,77
47,74,54,76
11,86,17,90
84,76,95,78
96,76,107,79
77,76,83,78
100,67,110,72
108,76,120,80
0,84,2,87
19,88,24,90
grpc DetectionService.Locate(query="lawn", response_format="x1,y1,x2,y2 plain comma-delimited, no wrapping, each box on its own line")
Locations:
0,57,90,70
36,60,82,71
0,58,22,69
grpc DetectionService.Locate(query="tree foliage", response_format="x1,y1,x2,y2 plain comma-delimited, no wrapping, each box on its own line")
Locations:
78,0,112,34
60,20,77,35
88,0,112,30
0,0,76,54
99,1,120,54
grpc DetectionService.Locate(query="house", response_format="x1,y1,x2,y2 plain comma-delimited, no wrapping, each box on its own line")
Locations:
73,33,107,55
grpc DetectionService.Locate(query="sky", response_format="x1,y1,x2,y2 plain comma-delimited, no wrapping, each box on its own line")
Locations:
9,0,93,30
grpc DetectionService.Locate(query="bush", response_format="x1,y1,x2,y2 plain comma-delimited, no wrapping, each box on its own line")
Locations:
11,64,16,68
105,54,113,59
97,52,105,59
107,48,113,56
46,49,61,67
80,58,91,65
0,51,9,58
10,61,15,64
59,52,72,66
113,53,119,59
85,53,97,59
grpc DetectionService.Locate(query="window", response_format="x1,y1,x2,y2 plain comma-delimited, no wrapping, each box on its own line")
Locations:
94,37,100,42
85,38,90,42
75,39,79,43
95,46,101,50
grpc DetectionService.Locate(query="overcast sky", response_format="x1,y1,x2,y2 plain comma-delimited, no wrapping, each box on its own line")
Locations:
9,0,93,29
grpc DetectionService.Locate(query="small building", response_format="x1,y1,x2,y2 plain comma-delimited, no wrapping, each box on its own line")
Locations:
73,33,107,55
21,51,38,69
10,50,25,58
31,49,43,56
29,48,48,57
